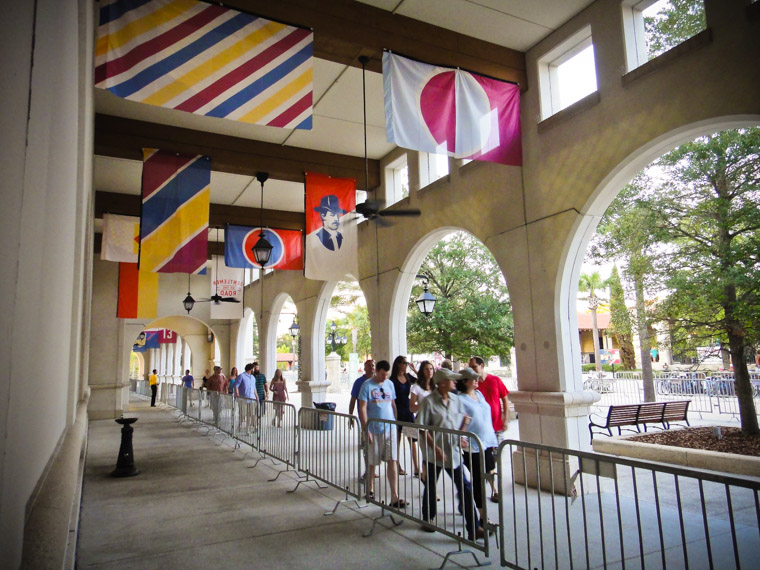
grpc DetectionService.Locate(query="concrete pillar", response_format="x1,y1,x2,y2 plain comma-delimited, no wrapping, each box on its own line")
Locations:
295,297,330,406
326,352,341,393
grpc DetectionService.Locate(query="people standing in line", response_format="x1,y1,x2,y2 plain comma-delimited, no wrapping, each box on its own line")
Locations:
390,355,418,477
348,359,375,480
205,366,227,425
227,367,239,395
416,367,483,541
182,369,194,389
149,369,158,407
358,360,406,508
235,363,258,432
349,359,375,418
410,360,434,480
270,368,289,426
456,367,499,525
469,355,509,503
252,362,268,402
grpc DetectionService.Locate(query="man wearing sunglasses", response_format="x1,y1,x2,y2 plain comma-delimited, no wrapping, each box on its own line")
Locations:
358,360,406,508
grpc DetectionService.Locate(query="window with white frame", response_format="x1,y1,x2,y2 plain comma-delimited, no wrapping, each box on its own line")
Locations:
418,151,449,189
622,0,706,71
537,26,597,120
385,155,409,205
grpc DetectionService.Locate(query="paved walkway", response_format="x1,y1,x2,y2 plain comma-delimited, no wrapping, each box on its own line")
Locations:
77,395,502,569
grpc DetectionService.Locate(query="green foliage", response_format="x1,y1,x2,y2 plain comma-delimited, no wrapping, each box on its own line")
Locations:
582,363,625,373
644,0,706,60
324,303,371,361
608,266,637,370
406,232,513,362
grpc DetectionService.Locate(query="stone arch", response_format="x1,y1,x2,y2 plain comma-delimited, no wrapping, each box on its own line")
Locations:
139,315,213,379
558,115,760,391
390,225,513,361
310,280,340,386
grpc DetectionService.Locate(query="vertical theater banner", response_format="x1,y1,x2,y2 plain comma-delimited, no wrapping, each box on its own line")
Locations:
304,172,357,281
139,149,210,274
210,255,244,319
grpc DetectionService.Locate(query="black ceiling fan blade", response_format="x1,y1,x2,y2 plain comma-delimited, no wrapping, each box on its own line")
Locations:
220,297,241,303
377,209,422,217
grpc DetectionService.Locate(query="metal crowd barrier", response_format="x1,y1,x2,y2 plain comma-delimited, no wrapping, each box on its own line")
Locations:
293,407,363,512
586,371,760,418
364,418,491,568
496,438,760,569
256,400,298,475
233,396,259,452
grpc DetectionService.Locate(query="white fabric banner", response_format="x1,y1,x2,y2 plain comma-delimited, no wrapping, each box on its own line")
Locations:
101,213,140,262
210,256,244,319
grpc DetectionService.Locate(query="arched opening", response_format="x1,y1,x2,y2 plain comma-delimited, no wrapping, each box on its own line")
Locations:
562,117,760,429
268,293,300,394
392,229,514,376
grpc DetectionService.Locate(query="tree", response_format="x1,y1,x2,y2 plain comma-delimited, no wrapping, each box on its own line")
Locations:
644,0,706,60
645,129,760,434
589,176,663,401
579,272,607,374
406,232,513,363
607,266,637,370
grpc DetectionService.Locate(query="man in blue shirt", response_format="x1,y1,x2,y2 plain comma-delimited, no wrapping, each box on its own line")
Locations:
252,361,268,401
348,359,375,418
349,359,375,480
358,360,405,508
234,363,258,433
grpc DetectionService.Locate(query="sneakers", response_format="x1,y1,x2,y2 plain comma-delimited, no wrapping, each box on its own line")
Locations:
420,523,436,533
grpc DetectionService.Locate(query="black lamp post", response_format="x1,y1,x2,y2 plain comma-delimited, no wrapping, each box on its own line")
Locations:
327,321,346,353
251,172,273,267
415,274,437,316
289,316,299,374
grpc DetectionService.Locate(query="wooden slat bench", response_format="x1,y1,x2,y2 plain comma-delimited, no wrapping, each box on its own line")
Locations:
589,400,690,442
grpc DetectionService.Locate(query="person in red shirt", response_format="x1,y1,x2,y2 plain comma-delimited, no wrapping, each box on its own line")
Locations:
469,356,509,503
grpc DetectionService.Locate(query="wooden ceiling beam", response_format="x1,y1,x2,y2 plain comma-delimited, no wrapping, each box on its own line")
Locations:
94,114,381,189
94,191,306,231
223,0,527,86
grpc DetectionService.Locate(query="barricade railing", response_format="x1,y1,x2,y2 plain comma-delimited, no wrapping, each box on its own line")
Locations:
293,407,363,511
496,438,760,569
256,400,298,476
175,385,186,415
365,418,491,567
233,396,259,453
135,379,150,398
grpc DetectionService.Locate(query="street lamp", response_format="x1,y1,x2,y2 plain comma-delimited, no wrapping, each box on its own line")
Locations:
251,172,273,266
415,274,437,316
327,321,346,353
289,316,300,375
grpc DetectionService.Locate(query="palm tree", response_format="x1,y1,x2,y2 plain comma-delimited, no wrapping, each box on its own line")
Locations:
579,272,608,374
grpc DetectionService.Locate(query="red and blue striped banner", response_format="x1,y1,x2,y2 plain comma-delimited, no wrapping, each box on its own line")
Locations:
95,0,313,129
139,149,210,274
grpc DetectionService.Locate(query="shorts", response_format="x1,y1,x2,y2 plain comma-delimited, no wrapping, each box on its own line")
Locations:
367,429,398,466
401,425,419,440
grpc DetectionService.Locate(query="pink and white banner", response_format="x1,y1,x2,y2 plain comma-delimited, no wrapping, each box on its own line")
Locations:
383,52,522,166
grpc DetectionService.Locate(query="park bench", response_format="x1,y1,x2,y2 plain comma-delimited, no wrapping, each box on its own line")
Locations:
589,400,690,442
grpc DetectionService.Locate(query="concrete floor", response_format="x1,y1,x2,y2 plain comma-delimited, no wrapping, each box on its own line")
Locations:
77,395,502,569
78,389,760,569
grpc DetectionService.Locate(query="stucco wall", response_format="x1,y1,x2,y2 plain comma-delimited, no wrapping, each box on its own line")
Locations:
0,0,93,566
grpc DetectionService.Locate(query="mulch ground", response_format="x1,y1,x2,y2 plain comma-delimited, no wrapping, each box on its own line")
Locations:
629,426,760,457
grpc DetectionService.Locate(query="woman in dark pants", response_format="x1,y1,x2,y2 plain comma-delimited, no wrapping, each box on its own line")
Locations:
456,367,498,524
390,355,417,475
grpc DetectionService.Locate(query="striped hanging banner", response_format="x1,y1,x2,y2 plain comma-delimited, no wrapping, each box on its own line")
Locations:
95,0,313,129
139,149,210,274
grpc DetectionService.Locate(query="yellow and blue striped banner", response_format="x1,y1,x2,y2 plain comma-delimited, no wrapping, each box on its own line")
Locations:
139,149,210,274
95,0,313,129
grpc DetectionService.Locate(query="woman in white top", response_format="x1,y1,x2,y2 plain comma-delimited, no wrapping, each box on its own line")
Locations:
409,360,434,478
456,367,499,523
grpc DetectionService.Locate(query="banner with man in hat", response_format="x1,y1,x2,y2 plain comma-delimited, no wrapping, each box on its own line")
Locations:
304,172,358,281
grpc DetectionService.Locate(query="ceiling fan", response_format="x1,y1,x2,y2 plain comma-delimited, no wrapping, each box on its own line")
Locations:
183,229,241,312
351,55,421,225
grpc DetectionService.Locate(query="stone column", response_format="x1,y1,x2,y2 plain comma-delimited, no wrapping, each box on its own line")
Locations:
326,352,341,394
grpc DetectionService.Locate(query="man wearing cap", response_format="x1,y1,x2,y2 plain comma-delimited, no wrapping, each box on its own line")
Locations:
416,367,483,541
